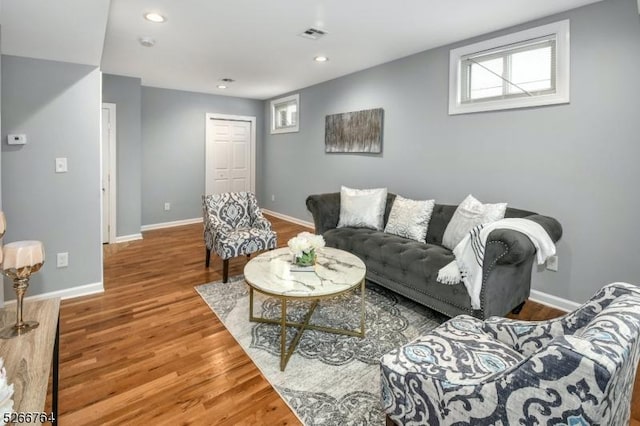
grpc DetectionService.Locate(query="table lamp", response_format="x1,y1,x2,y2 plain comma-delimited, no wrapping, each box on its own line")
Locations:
0,241,45,339
0,211,4,271
0,212,5,240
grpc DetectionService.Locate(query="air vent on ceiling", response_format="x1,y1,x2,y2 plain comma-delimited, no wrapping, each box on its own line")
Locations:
298,28,328,40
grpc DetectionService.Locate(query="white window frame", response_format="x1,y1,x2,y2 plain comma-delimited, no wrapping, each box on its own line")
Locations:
449,20,570,115
270,93,299,134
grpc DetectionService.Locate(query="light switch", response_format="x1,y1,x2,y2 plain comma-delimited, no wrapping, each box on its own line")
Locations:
55,157,68,173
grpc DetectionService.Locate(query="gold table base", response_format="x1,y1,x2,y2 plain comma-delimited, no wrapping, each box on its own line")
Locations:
249,279,366,371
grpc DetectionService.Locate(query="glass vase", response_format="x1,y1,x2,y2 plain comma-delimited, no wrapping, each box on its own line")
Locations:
295,249,316,267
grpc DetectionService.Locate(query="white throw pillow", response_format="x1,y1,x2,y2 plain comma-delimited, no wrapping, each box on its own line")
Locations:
337,186,388,230
442,194,507,250
384,196,435,242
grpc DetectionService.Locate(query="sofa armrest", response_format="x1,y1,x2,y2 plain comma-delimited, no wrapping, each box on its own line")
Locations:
383,329,615,425
525,214,563,242
482,282,640,354
247,192,273,231
477,216,562,318
202,204,233,242
485,229,535,266
484,215,562,266
306,193,341,235
250,204,273,231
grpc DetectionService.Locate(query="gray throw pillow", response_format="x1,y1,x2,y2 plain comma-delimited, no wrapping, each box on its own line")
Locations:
442,194,507,250
384,196,435,242
337,186,388,230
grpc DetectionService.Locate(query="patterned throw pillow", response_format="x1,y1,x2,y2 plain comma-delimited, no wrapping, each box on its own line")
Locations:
442,194,507,250
337,186,388,230
384,196,435,242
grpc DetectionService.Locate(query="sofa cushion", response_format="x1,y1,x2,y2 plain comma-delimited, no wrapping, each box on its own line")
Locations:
442,194,507,250
324,227,474,310
337,186,388,230
384,196,435,242
325,227,451,270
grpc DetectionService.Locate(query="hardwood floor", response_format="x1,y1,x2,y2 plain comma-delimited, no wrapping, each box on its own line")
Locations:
51,215,639,425
57,216,303,425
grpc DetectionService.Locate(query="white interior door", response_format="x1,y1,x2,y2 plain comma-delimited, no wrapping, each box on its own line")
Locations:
206,118,253,194
101,103,117,243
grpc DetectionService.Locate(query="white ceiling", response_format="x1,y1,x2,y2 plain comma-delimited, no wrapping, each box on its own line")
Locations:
0,0,111,66
2,0,602,100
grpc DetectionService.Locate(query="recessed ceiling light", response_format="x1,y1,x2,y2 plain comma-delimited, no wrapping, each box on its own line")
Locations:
217,84,227,89
314,56,329,62
139,37,156,47
144,12,166,23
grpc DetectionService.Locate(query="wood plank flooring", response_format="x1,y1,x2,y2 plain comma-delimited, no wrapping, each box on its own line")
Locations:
51,215,639,425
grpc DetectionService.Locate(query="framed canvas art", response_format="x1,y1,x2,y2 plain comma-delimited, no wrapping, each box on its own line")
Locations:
325,108,383,153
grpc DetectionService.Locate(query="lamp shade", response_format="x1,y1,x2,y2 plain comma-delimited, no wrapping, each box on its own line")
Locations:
0,211,5,238
2,241,44,270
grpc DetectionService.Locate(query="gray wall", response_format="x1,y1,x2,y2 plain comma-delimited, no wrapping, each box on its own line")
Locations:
102,74,142,237
141,87,264,225
1,55,102,298
0,32,3,306
261,0,640,304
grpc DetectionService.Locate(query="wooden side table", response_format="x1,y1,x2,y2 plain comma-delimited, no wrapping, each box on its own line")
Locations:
0,298,60,425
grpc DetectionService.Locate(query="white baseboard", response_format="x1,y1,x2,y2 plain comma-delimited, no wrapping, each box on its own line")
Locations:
141,217,203,231
529,289,580,313
114,233,143,243
4,281,104,304
262,209,314,229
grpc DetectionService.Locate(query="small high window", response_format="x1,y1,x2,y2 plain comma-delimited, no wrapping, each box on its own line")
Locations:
270,94,299,134
449,20,570,115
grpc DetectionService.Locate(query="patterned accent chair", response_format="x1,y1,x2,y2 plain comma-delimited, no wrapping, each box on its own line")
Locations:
381,282,640,425
202,192,277,283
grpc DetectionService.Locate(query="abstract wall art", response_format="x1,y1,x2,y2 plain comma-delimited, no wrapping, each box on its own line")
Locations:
325,108,383,153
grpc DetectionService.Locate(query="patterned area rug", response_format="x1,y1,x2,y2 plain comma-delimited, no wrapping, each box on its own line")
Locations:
195,276,446,425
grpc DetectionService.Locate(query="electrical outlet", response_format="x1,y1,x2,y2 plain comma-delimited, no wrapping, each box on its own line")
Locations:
7,134,26,145
164,202,171,211
57,252,69,268
546,255,558,272
55,157,68,173
271,194,275,202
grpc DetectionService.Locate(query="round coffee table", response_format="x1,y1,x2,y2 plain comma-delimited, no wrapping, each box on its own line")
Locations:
244,247,366,371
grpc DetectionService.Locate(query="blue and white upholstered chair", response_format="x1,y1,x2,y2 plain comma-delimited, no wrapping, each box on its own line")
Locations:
202,192,277,283
381,282,640,425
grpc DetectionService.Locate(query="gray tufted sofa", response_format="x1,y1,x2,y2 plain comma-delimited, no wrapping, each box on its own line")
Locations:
306,192,562,319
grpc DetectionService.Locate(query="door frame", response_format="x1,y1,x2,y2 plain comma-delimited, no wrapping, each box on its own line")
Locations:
102,102,117,243
205,113,256,194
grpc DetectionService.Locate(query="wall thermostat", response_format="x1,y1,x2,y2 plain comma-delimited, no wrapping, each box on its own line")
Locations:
7,134,27,145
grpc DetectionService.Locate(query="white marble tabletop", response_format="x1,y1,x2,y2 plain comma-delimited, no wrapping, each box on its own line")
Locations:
244,247,366,297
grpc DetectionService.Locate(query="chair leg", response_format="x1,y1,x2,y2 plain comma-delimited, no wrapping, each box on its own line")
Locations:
222,259,229,283
205,248,211,268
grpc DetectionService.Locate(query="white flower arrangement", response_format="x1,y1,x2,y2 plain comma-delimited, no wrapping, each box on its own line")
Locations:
287,232,325,264
0,358,14,425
